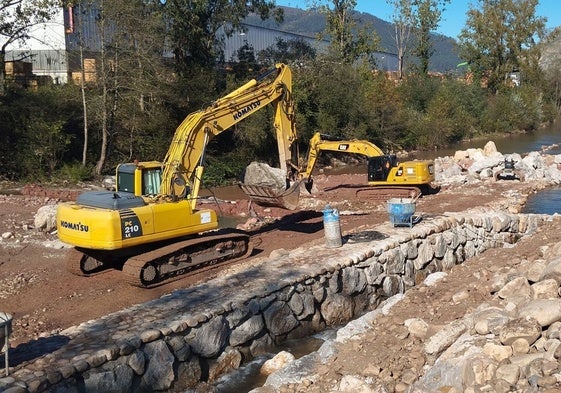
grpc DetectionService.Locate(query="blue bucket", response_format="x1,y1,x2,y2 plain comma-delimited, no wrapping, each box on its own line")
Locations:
387,198,416,227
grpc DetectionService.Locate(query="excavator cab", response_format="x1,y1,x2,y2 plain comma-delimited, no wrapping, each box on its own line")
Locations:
115,162,168,198
367,155,398,181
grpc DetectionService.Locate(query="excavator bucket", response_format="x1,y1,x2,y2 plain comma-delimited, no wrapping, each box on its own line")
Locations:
239,162,301,210
239,181,301,210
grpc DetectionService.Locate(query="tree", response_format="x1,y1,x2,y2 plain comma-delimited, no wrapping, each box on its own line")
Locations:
387,0,413,79
0,85,81,179
257,37,316,67
542,29,561,117
161,0,282,75
69,0,171,175
0,0,61,95
294,60,381,143
458,0,546,93
411,0,449,75
386,0,448,76
229,41,258,78
314,0,379,65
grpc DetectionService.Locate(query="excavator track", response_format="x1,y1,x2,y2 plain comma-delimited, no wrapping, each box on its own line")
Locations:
121,231,252,288
355,186,421,201
65,247,120,277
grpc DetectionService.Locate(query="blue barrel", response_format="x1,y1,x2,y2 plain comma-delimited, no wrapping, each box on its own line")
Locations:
323,204,342,248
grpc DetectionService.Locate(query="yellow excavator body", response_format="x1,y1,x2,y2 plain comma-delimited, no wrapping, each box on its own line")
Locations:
56,64,300,287
368,160,435,187
301,133,435,197
57,161,219,250
57,197,218,251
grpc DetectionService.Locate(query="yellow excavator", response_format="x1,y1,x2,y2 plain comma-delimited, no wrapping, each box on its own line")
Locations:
57,63,301,287
300,132,435,198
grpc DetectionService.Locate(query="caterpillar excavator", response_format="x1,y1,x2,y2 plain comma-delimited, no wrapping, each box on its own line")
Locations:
300,132,435,199
57,63,301,287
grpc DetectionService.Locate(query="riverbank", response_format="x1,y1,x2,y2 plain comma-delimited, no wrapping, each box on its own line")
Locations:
0,141,560,392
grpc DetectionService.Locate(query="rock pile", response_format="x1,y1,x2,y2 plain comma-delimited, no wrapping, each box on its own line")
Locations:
411,241,561,392
435,141,561,186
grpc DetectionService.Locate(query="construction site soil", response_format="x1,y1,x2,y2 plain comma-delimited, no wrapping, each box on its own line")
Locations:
0,172,558,383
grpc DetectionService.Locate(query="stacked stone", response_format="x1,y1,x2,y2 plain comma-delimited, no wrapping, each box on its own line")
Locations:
0,212,545,392
256,216,561,393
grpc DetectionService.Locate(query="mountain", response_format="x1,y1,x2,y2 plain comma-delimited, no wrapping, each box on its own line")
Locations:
540,27,561,71
244,6,462,72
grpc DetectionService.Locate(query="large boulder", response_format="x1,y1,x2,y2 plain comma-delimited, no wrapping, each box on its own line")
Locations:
243,162,286,189
34,204,58,232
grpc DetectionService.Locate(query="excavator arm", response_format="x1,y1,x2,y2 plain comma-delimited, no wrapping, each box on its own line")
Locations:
301,132,385,183
158,63,299,210
300,132,434,199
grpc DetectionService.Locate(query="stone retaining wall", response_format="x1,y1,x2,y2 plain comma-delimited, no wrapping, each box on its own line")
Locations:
0,211,545,393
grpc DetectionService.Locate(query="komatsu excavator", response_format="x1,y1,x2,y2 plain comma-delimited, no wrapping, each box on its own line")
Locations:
301,132,435,198
57,63,300,287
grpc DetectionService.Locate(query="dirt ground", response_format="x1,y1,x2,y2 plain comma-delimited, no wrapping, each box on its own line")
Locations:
0,172,553,350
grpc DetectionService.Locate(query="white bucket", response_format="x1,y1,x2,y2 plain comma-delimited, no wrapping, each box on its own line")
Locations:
323,205,342,248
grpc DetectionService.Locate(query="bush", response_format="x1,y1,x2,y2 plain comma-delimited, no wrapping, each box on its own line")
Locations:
202,154,249,187
55,163,94,183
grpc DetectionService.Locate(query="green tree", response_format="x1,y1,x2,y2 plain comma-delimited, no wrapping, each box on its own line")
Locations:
162,0,282,75
314,0,379,65
411,0,449,75
294,61,381,143
423,81,476,146
458,0,546,93
541,28,561,117
70,0,171,175
386,0,448,76
230,41,259,78
362,70,404,148
0,85,82,179
0,0,61,94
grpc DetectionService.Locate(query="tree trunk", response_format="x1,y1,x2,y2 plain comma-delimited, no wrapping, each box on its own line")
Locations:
94,7,108,176
79,43,88,166
0,51,6,96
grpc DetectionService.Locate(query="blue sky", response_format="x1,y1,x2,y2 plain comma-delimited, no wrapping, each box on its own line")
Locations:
274,0,560,39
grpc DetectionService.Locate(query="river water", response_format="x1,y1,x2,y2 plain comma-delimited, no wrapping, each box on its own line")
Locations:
408,121,561,161
522,187,561,215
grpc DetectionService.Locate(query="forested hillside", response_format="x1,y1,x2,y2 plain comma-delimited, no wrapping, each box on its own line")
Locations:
245,6,461,72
